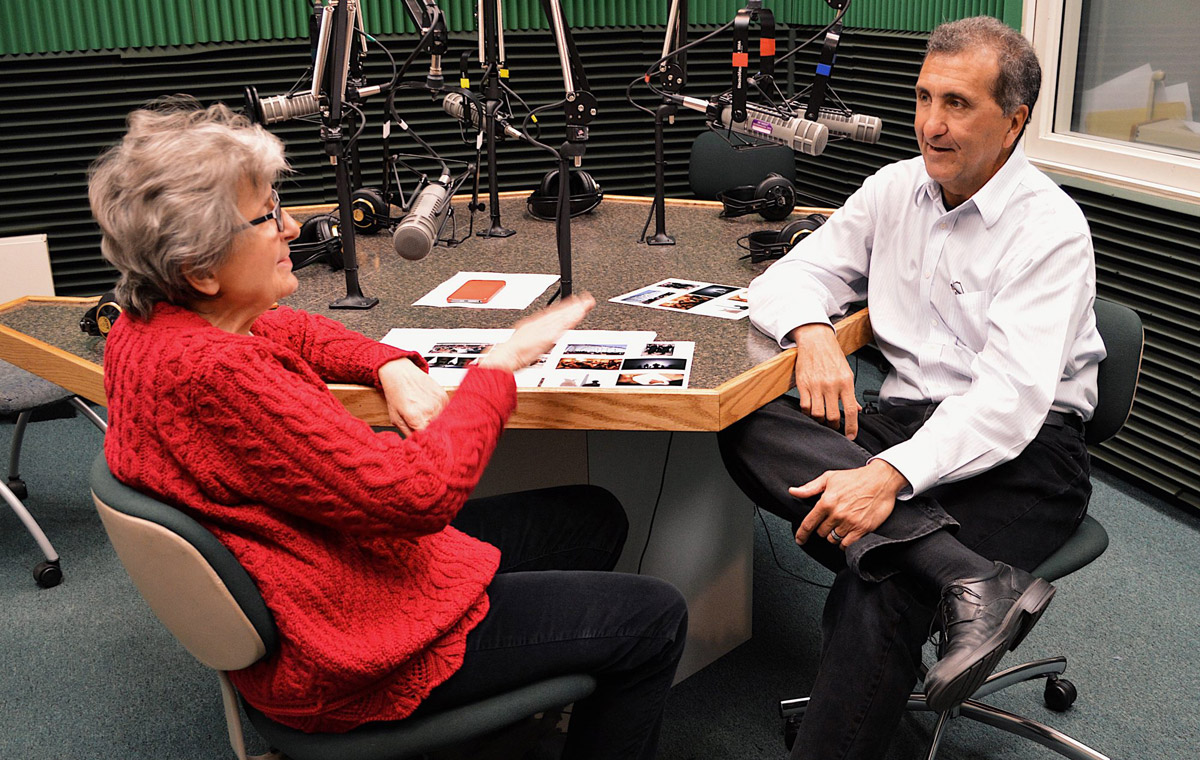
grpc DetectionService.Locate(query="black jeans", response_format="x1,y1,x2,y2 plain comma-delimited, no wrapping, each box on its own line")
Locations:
413,485,688,760
719,398,1091,760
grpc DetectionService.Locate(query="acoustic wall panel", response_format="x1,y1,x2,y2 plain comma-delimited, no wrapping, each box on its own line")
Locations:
2,1,1024,55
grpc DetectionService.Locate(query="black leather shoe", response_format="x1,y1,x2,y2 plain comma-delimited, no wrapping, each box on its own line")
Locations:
924,561,1055,713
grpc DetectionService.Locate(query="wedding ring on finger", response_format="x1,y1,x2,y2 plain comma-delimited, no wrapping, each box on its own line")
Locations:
829,528,844,543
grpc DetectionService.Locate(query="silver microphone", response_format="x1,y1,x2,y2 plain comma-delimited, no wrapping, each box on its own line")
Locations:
812,107,883,144
244,87,323,126
441,92,526,141
715,102,829,156
669,95,829,156
392,180,452,261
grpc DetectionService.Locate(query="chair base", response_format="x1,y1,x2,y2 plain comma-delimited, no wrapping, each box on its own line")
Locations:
780,657,1109,760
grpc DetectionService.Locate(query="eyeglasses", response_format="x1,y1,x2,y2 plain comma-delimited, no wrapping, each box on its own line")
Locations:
246,189,283,232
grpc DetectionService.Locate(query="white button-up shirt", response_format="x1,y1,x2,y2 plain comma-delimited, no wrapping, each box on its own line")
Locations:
749,145,1106,497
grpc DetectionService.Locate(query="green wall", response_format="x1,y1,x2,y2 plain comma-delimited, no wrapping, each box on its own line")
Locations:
1,0,1022,56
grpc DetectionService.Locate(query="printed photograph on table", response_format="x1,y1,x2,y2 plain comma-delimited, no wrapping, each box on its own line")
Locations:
621,357,688,371
540,370,608,388
610,278,751,320
561,343,628,355
654,279,705,290
556,357,623,371
428,342,494,355
619,288,672,305
425,356,474,369
616,372,685,387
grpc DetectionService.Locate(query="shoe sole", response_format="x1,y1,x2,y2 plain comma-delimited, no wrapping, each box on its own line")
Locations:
925,579,1056,713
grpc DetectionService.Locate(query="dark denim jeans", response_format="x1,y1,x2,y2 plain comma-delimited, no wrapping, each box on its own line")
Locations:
413,485,688,760
719,398,1091,760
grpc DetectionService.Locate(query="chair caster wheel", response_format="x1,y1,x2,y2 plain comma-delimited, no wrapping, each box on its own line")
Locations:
6,477,28,500
783,714,801,750
34,559,63,588
1044,676,1077,712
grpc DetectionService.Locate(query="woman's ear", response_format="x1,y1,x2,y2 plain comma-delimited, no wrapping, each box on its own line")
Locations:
184,268,220,297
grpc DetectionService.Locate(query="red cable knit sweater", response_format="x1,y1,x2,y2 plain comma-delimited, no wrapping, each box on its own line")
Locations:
103,303,515,732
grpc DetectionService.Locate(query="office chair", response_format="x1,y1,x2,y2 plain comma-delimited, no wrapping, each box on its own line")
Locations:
2,360,106,587
89,454,597,760
780,299,1144,760
688,129,797,201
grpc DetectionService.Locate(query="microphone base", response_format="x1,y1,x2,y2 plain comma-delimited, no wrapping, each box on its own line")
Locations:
477,224,516,239
329,294,380,310
645,232,676,246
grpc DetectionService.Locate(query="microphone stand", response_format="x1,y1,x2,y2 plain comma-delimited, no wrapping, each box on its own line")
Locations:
476,0,515,238
539,0,595,298
644,0,688,246
322,0,378,310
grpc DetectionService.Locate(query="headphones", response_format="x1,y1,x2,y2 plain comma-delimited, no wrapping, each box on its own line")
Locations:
350,187,391,234
526,169,603,221
717,173,797,222
737,213,828,263
289,213,344,271
80,290,123,337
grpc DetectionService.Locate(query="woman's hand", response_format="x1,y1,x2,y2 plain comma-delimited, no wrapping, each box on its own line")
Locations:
477,294,596,373
378,358,450,435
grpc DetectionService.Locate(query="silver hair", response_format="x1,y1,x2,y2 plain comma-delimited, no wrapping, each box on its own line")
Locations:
926,16,1041,118
88,96,288,318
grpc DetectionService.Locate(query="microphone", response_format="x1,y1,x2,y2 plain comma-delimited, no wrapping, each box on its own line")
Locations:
392,179,452,261
441,92,526,141
811,107,883,144
244,86,322,125
668,95,829,156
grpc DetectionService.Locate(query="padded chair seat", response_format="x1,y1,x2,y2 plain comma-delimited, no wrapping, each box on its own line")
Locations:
1031,514,1109,583
243,674,598,760
0,359,72,413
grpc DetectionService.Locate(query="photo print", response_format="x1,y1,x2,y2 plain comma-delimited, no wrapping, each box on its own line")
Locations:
610,278,751,320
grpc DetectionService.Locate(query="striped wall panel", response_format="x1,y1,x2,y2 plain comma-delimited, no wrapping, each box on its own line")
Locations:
1,1,1022,55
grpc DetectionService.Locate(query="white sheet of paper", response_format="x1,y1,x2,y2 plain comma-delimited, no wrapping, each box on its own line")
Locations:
413,271,561,310
1080,64,1154,115
381,328,661,388
610,278,751,320
1157,82,1193,121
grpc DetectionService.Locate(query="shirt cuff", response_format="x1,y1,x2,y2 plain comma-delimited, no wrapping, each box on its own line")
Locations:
776,311,835,348
869,439,938,499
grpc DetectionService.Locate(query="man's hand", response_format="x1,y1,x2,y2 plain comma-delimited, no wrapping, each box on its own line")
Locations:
790,323,861,439
477,294,595,373
378,358,450,435
790,459,909,548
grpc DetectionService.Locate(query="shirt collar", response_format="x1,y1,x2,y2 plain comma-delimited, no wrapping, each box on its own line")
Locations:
913,143,1030,227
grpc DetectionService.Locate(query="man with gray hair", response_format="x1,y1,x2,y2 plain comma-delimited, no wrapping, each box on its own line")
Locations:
720,16,1104,757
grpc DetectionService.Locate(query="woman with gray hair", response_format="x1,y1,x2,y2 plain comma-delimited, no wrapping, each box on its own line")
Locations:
90,98,686,759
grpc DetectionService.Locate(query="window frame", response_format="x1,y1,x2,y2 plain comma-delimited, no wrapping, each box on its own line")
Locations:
1022,0,1200,205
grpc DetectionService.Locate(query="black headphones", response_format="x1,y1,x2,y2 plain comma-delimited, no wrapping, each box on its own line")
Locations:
737,213,828,263
717,173,797,222
526,169,603,221
79,290,123,337
350,187,391,234
289,213,344,271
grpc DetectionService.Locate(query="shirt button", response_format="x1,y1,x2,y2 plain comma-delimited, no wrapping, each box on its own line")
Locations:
930,319,937,327
939,223,947,230
924,271,931,279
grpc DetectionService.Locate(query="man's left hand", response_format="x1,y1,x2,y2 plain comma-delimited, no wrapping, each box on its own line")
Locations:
378,358,449,435
790,459,910,548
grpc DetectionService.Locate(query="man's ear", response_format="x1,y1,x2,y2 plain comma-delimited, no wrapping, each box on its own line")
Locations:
184,268,220,297
1005,104,1030,149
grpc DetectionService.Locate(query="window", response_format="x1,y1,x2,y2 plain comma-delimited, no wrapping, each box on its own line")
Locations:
1024,0,1200,203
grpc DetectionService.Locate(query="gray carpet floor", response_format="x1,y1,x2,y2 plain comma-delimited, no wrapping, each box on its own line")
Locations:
3,408,1198,759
